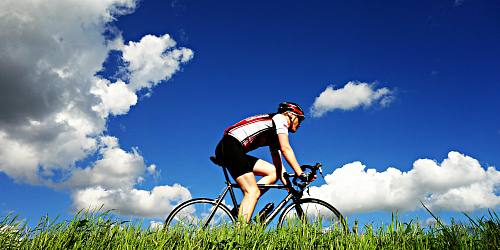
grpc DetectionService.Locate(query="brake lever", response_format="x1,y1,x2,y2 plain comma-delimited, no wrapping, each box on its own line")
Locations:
318,166,324,178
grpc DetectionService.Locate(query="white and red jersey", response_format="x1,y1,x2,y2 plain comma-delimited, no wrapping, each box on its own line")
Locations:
224,113,289,152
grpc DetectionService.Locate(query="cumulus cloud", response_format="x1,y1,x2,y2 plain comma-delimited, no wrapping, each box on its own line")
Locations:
150,220,165,230
310,81,396,117
70,184,191,219
58,136,147,190
0,0,193,218
308,151,500,215
123,34,194,92
90,79,138,117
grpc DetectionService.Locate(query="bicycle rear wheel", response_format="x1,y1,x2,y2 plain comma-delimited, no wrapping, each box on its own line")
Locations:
164,198,236,230
278,198,347,232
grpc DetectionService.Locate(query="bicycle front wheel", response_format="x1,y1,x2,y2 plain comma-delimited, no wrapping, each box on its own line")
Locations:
278,198,347,232
164,198,236,230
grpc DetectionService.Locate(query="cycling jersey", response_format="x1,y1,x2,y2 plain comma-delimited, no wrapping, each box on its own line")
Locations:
224,113,289,152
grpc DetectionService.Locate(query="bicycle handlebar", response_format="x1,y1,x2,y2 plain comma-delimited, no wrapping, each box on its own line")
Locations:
300,163,322,171
283,163,323,194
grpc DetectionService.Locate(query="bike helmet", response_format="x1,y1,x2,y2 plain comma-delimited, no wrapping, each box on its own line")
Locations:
278,102,305,121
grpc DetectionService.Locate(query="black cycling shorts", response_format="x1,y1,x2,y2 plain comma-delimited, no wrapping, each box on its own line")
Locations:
215,135,259,180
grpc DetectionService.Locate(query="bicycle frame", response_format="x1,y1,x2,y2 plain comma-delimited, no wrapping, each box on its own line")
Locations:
204,163,307,228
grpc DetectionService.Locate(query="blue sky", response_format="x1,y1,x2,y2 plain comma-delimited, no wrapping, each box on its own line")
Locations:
1,0,499,229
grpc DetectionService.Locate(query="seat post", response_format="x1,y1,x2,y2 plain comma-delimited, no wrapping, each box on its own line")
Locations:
210,156,239,210
222,166,232,184
221,163,239,213
211,156,233,184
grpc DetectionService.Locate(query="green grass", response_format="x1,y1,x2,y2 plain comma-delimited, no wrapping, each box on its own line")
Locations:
1,207,500,249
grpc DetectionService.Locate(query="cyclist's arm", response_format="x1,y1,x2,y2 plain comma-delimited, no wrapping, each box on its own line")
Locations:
277,133,303,176
270,149,288,185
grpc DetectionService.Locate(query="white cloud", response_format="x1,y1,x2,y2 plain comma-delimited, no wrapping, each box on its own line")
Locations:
150,221,164,230
58,136,147,190
90,79,138,117
123,34,194,92
310,81,396,117
308,151,500,215
0,0,193,218
70,184,191,219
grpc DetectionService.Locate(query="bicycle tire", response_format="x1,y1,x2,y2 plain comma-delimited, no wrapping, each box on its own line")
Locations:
164,198,236,230
278,198,347,232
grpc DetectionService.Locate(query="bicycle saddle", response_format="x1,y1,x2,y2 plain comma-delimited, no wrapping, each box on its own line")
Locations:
210,156,223,166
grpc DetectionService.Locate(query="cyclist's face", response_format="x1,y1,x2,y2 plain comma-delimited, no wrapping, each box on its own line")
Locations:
289,114,301,133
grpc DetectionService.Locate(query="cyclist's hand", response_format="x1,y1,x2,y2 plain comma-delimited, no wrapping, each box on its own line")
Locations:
299,172,316,182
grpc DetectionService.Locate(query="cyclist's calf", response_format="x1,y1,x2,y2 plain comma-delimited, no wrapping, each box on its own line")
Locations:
235,172,261,221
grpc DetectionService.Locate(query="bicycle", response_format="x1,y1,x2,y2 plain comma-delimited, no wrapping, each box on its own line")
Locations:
164,156,347,231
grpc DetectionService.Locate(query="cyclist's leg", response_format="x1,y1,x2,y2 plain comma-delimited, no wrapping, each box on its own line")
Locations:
215,135,260,222
215,136,254,180
253,159,278,184
235,172,260,222
252,159,280,197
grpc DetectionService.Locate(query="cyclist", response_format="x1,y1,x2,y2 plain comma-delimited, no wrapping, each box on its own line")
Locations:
215,102,314,222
